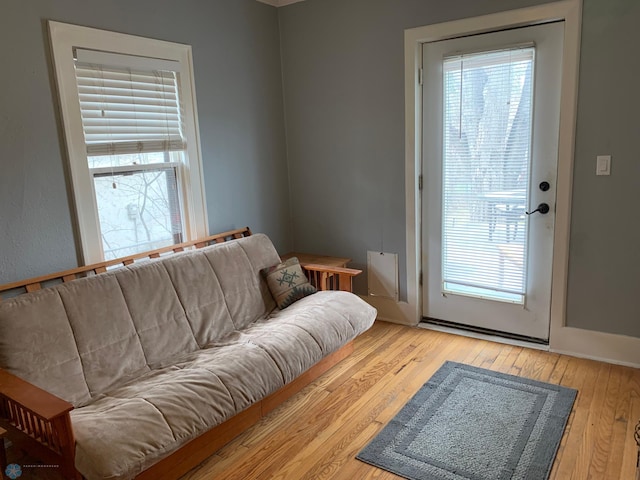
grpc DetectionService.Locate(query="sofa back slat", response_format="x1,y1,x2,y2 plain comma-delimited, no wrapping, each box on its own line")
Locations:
0,227,252,301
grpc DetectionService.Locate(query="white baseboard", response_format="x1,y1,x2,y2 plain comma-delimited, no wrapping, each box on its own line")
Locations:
550,325,640,368
361,295,640,368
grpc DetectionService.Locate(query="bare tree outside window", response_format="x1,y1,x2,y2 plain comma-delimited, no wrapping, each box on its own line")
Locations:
91,152,183,260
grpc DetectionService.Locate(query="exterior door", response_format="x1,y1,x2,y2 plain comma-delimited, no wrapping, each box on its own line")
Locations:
422,22,564,340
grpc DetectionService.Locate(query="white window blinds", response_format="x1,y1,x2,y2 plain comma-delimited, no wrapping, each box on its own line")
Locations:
74,49,186,156
441,47,534,304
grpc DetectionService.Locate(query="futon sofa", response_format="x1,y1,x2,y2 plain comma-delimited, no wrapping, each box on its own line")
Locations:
0,229,377,479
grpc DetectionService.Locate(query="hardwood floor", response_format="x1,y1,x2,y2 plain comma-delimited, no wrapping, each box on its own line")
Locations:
6,321,640,479
180,321,640,480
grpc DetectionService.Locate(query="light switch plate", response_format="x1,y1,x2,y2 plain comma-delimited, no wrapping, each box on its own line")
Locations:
596,155,611,176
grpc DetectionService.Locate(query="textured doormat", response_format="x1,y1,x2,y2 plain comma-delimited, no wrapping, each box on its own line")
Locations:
357,361,577,480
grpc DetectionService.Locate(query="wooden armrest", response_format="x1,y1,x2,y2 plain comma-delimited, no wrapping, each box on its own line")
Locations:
301,264,361,293
301,264,362,276
0,369,73,421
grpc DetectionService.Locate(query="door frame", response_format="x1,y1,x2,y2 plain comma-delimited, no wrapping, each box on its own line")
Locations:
403,1,587,347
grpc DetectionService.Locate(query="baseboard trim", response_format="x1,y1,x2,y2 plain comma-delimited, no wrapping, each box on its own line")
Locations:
550,325,640,368
418,322,550,351
423,318,549,345
361,295,640,367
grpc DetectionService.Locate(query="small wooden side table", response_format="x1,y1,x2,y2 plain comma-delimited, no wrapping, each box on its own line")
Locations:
281,252,360,292
0,426,7,478
281,252,351,269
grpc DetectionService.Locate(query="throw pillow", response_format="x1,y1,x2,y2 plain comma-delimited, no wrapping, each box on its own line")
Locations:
262,257,317,309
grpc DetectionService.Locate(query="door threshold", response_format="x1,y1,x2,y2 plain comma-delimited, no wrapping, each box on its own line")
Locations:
420,318,550,351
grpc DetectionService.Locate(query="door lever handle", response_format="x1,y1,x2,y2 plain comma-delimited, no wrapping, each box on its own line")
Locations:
526,203,550,215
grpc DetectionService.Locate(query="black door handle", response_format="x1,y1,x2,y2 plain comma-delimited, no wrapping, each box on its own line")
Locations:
526,203,550,215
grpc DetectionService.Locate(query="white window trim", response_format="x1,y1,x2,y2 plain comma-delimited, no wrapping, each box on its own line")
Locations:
49,21,208,264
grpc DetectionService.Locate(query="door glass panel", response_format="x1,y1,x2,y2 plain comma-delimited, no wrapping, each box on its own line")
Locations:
441,47,534,304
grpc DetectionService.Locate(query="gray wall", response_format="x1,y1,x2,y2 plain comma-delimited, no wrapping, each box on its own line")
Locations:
2,0,638,339
566,0,640,337
278,0,556,298
279,0,640,338
0,0,290,285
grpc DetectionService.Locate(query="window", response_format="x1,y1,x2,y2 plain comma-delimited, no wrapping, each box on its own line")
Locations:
49,22,208,263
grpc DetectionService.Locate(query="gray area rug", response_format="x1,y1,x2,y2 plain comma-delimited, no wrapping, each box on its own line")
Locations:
357,361,577,480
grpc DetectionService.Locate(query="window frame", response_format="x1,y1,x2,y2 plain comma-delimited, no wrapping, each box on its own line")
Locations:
49,21,208,264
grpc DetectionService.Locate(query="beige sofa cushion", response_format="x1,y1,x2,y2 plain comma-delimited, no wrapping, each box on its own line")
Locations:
234,233,280,313
114,262,199,367
70,288,376,480
161,250,236,347
222,325,323,386
202,242,271,331
159,233,280,346
72,342,284,480
0,288,91,406
59,274,150,398
73,397,177,480
267,291,365,353
241,291,376,383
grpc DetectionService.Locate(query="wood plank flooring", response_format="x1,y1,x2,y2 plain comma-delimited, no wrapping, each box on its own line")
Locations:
5,321,640,479
180,321,640,480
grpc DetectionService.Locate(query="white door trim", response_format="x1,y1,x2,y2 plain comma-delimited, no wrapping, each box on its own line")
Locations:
401,0,640,367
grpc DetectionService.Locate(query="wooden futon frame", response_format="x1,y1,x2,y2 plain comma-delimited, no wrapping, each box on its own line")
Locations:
0,227,362,479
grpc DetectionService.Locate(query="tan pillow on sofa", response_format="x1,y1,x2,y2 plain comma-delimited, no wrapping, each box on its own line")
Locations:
261,257,317,309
